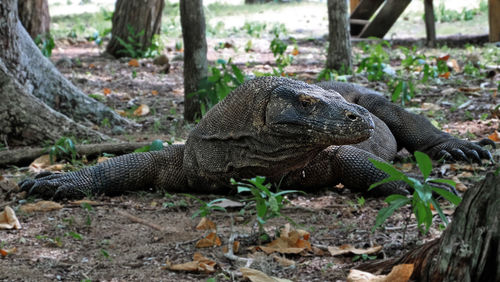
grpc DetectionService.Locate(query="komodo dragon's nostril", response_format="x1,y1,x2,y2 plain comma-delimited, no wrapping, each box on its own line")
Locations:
345,111,359,121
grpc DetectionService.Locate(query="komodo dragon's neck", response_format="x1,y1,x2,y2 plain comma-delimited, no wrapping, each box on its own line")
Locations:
183,76,374,184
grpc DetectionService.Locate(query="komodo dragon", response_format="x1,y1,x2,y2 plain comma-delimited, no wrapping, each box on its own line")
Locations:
20,77,494,199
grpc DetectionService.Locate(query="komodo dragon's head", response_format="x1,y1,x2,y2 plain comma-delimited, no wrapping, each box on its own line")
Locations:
187,77,375,177
264,79,374,145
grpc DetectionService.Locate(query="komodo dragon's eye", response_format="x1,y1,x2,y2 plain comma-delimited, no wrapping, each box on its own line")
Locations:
298,94,319,109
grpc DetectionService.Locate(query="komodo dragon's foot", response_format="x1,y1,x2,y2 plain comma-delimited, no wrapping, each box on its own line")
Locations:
425,138,495,165
19,171,92,200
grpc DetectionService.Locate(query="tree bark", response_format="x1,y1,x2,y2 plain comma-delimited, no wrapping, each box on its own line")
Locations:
359,172,500,281
0,61,108,146
489,0,500,42
106,0,164,58
424,0,436,47
17,0,50,39
326,0,352,73
180,0,208,122
0,0,132,146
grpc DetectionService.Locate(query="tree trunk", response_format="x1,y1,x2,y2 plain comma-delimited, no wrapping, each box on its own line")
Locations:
17,0,50,39
424,0,436,47
489,0,500,42
360,172,500,281
326,0,352,73
0,61,108,146
180,0,208,122
0,0,132,146
106,0,164,58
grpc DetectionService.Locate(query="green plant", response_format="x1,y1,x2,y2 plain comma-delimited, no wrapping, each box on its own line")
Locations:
317,68,348,82
243,21,267,38
100,249,111,260
134,139,164,153
36,235,63,247
47,137,78,164
65,231,83,240
116,25,162,58
35,33,55,57
357,40,391,81
269,24,295,75
81,202,94,226
192,58,246,116
369,151,461,234
390,78,415,106
182,194,227,218
352,254,377,262
231,176,302,238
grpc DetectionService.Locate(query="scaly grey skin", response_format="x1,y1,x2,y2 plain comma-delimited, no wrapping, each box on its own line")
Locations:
20,77,495,199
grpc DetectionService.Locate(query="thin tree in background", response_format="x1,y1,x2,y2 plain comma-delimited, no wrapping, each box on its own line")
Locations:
326,0,352,73
180,0,208,122
106,0,164,58
17,0,50,39
424,0,436,47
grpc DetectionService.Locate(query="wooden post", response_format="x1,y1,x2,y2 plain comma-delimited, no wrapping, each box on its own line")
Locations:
350,0,361,13
489,0,500,42
424,0,436,47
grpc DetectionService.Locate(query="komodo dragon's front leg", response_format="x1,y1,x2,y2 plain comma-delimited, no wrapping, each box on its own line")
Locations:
20,145,187,199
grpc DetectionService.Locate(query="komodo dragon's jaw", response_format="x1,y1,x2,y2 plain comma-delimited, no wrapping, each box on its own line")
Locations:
265,84,375,146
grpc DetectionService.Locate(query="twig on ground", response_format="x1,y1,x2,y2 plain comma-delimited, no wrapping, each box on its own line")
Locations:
223,215,254,268
116,209,166,232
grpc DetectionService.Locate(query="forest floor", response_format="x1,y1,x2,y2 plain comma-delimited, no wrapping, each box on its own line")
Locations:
1,1,500,281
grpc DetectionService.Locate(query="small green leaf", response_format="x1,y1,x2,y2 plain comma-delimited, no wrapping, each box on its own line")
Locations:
372,197,411,231
368,176,400,190
414,151,433,180
384,194,408,203
269,196,279,213
431,187,462,205
428,178,456,188
429,197,449,225
369,159,407,179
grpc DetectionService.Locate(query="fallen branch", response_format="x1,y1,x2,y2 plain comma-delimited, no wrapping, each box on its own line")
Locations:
0,142,151,166
116,209,167,232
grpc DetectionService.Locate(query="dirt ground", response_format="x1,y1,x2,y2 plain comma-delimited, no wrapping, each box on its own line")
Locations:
1,1,500,281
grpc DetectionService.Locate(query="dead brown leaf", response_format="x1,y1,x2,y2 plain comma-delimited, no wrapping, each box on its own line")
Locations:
133,104,150,116
128,59,139,67
165,252,216,273
69,199,100,206
240,267,292,282
103,88,111,95
448,59,460,73
347,264,413,282
0,247,17,257
0,206,21,230
29,154,52,173
488,131,500,142
196,217,216,230
451,176,468,192
258,224,311,254
0,176,20,193
195,232,221,248
272,255,296,267
20,201,63,213
327,244,382,256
